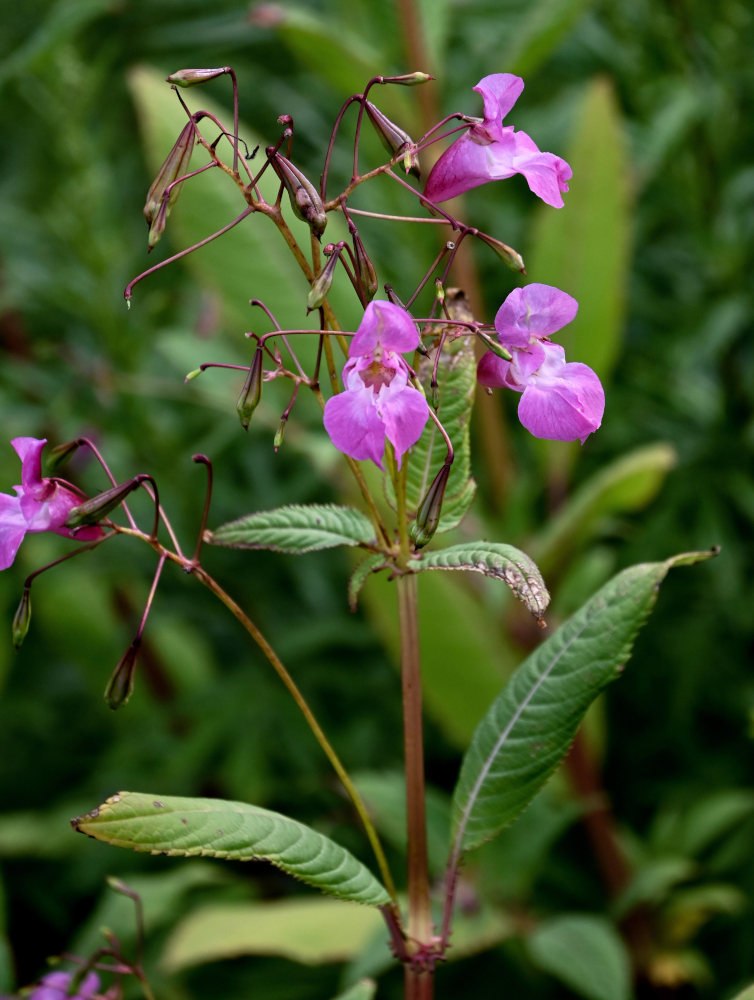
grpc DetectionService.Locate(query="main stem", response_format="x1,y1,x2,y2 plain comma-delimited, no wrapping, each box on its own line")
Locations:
397,572,434,1000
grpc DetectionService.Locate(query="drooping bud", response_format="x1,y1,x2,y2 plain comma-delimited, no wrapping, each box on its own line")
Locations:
307,244,343,312
65,479,141,528
12,588,32,651
364,102,420,179
476,329,513,362
166,67,229,87
352,232,378,305
410,463,451,548
44,439,82,475
273,417,287,452
104,639,141,710
237,347,263,430
269,153,327,239
143,120,195,251
473,231,526,274
185,368,203,381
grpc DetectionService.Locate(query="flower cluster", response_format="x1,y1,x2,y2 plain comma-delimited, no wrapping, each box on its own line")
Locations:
424,74,572,208
0,438,102,570
323,301,430,469
478,284,604,442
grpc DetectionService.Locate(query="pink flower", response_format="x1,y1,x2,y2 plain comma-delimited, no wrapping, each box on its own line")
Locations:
323,301,429,469
424,74,572,208
0,438,103,570
478,284,604,443
29,970,100,1000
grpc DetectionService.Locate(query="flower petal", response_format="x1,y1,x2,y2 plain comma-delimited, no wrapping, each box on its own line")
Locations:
518,361,605,442
323,386,387,468
0,493,28,570
12,437,46,493
350,300,418,356
474,73,525,129
379,385,430,468
494,283,578,346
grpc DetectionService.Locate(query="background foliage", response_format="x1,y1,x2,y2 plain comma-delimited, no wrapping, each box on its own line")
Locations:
1,1,753,997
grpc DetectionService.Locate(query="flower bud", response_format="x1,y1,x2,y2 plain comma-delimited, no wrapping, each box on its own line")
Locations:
237,347,263,430
410,463,451,548
144,120,195,251
270,153,327,239
476,329,512,362
352,232,378,305
104,640,140,710
379,72,434,86
273,417,287,452
473,231,526,274
364,102,420,179
307,244,343,312
44,440,82,475
12,588,31,650
166,67,229,87
65,479,141,528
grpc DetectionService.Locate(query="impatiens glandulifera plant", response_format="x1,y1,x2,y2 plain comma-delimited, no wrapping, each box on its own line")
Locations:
3,67,716,1000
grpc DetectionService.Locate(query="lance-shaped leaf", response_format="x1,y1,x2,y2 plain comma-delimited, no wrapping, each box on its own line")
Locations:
451,551,717,853
72,792,391,907
207,503,377,554
407,542,549,621
400,292,478,534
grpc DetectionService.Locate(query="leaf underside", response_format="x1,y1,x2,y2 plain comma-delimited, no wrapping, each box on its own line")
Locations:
408,542,550,620
72,792,391,907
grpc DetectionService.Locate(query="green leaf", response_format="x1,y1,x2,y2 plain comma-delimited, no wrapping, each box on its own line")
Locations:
331,980,377,1000
161,897,385,971
527,77,632,384
353,771,451,876
729,984,754,1000
408,542,550,621
348,553,389,611
404,303,478,534
207,503,377,553
451,551,717,853
502,0,601,79
72,792,391,907
532,442,678,578
527,914,631,1000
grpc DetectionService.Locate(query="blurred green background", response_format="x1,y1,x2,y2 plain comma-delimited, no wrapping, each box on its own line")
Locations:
1,1,753,998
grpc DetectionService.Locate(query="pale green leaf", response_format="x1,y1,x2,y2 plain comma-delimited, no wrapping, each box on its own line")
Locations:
72,792,391,907
408,542,550,620
353,771,450,876
451,551,717,852
207,503,377,553
729,984,754,1000
331,979,378,1000
527,914,631,1000
161,898,385,971
532,442,678,577
503,0,599,79
527,77,632,383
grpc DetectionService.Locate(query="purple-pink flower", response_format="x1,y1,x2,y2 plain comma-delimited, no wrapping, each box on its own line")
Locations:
323,301,429,469
478,284,604,443
424,74,572,208
29,970,100,1000
0,438,103,570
